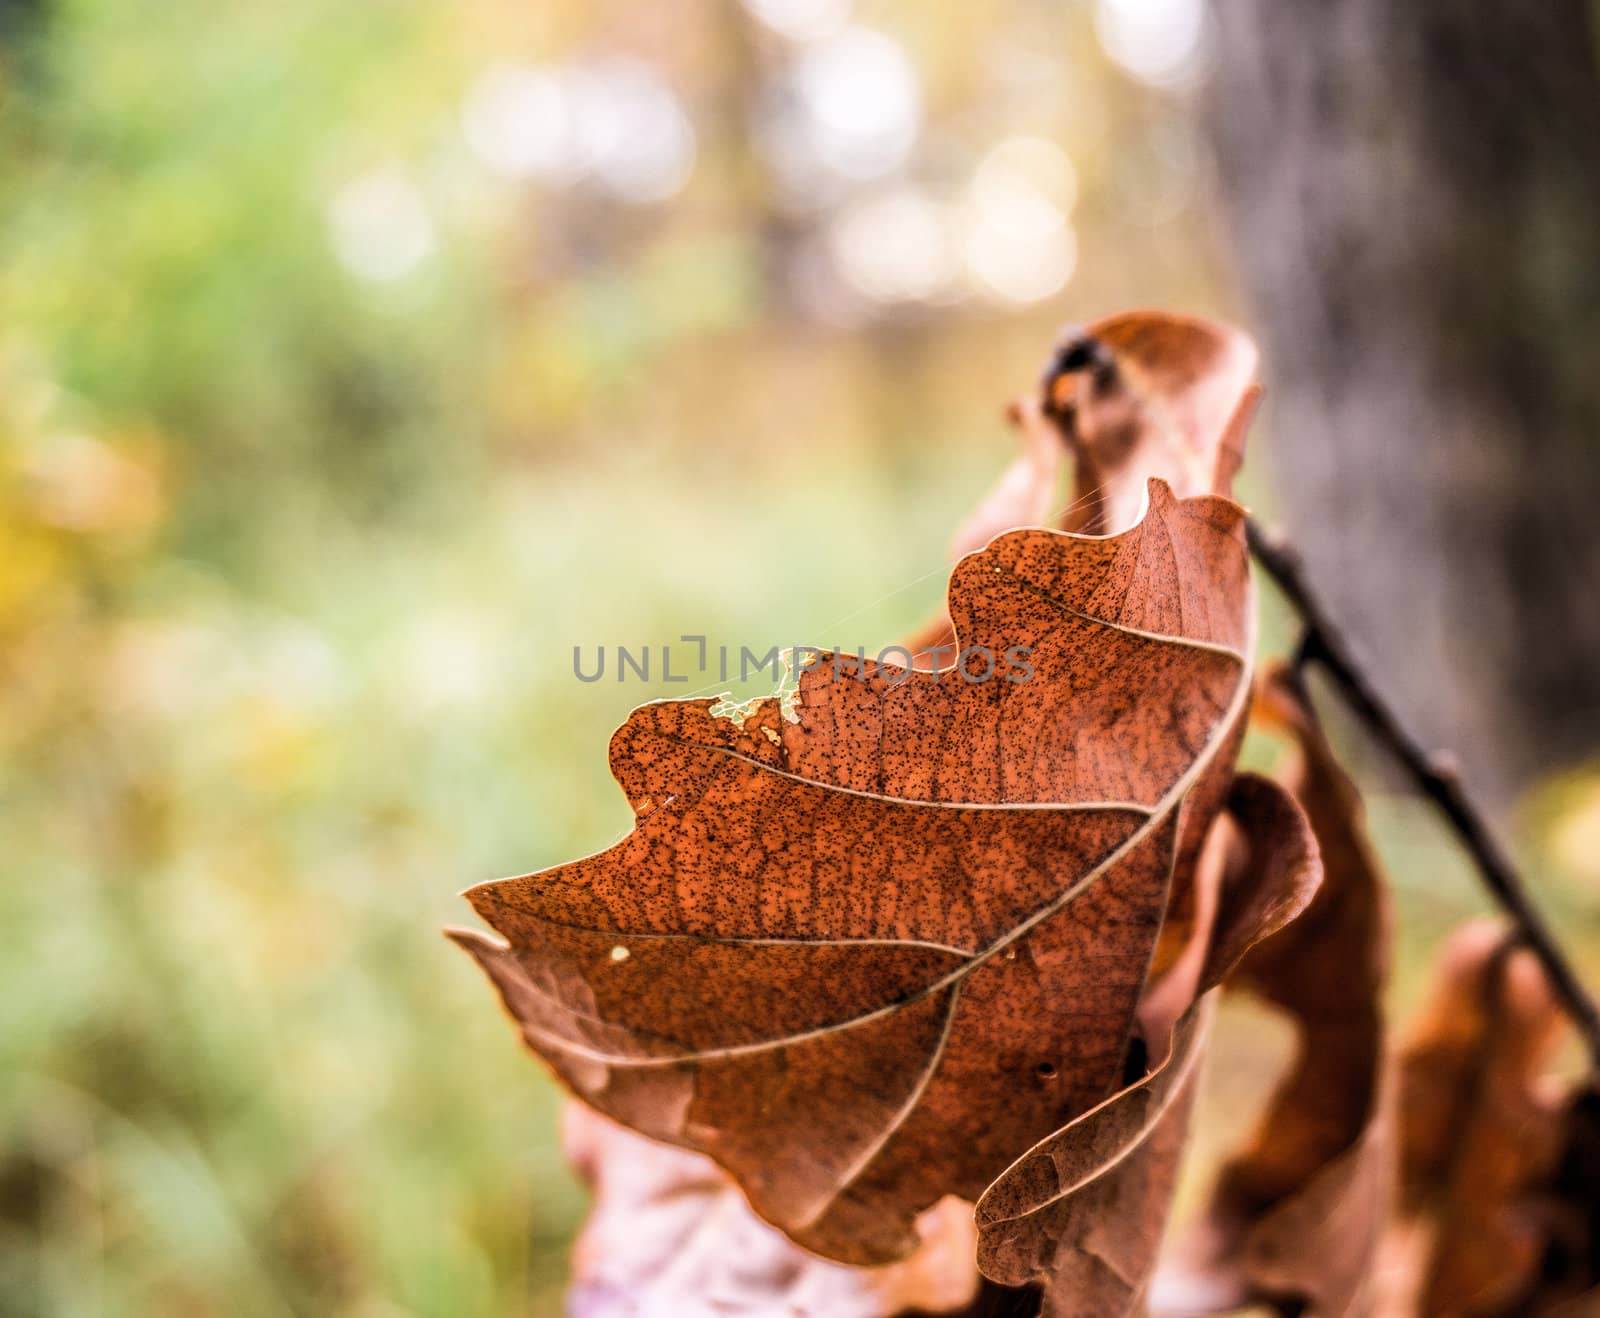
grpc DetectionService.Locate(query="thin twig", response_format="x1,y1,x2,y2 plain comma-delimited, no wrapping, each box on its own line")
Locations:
1246,518,1600,1069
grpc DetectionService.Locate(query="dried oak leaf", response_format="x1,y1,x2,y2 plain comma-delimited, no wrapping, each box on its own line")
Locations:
451,477,1252,1265
973,769,1323,1318
920,311,1257,638
449,323,1259,1270
1152,661,1395,1318
1385,919,1575,1317
449,311,1260,1270
1044,312,1258,538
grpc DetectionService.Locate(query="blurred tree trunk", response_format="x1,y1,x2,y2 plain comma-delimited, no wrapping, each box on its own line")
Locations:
1205,3,1600,805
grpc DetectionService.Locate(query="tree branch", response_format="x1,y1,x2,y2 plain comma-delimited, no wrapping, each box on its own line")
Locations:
1246,519,1600,1069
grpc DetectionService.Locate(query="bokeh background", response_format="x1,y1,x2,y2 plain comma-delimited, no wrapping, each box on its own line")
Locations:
3,1,1597,1314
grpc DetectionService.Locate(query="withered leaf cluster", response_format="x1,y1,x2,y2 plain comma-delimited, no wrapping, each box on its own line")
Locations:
451,313,1597,1317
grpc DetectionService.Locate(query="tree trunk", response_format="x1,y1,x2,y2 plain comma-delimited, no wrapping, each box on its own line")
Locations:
1205,2,1600,804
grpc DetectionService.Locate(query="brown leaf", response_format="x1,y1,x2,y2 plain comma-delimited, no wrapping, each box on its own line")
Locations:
913,311,1257,667
1044,312,1258,537
1387,919,1571,1317
452,476,1252,1264
451,320,1260,1266
964,310,1259,553
1154,662,1394,1318
974,770,1323,1317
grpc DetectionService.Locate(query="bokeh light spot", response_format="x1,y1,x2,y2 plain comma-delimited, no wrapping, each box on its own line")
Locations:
327,166,435,282
1094,0,1209,89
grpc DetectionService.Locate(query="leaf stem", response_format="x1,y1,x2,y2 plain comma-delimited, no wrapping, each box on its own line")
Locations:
1245,519,1600,1069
